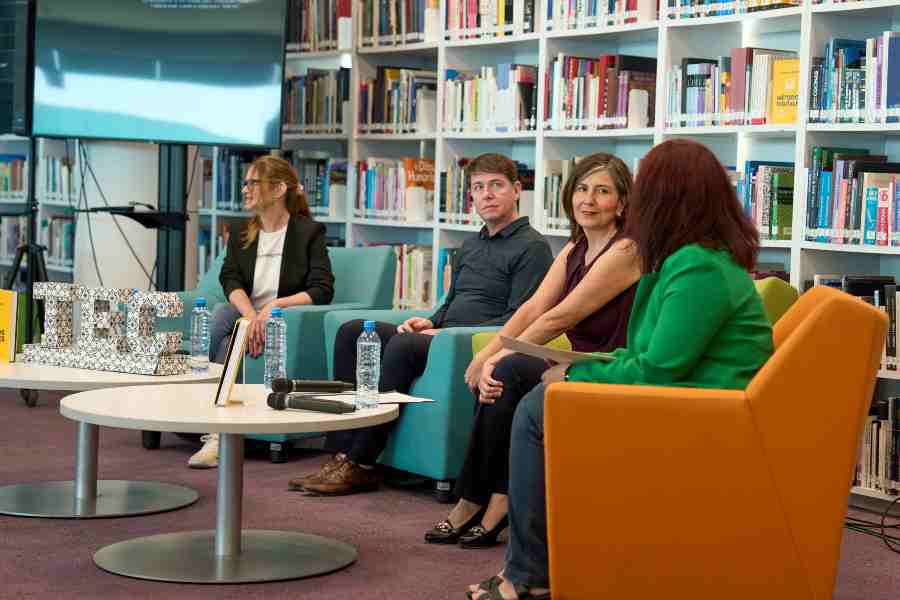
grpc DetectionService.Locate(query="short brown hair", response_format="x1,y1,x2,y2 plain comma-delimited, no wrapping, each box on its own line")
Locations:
465,153,518,184
241,155,310,249
625,139,759,273
561,153,632,242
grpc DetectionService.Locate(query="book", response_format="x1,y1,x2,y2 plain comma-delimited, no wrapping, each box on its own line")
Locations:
499,335,614,364
0,289,17,362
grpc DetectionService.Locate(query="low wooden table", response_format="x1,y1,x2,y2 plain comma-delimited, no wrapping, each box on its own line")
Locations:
61,383,399,584
0,362,221,519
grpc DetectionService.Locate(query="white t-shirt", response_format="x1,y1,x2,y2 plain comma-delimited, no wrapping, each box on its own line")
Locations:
250,226,287,310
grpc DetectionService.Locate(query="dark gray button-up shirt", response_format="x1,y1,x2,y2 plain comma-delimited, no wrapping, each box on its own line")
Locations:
429,216,553,328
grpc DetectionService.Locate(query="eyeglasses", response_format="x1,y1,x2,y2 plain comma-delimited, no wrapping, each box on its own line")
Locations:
242,179,267,189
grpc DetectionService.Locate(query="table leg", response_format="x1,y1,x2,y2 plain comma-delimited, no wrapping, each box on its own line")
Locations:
216,433,243,557
93,432,358,583
0,421,198,519
74,422,99,504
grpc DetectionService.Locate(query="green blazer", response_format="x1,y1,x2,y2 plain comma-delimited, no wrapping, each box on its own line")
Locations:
567,244,773,390
219,214,335,306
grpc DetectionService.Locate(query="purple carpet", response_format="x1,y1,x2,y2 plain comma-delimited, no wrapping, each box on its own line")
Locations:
0,391,898,599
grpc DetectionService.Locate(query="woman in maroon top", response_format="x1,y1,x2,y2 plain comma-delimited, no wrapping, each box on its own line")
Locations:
424,153,641,549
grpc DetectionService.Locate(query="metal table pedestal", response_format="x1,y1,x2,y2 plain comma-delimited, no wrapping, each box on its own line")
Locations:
0,422,198,518
94,433,356,583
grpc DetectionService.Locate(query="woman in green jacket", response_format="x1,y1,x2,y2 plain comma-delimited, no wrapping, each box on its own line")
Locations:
466,139,775,599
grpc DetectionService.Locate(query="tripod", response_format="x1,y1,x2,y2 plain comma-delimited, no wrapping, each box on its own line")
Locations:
1,136,43,407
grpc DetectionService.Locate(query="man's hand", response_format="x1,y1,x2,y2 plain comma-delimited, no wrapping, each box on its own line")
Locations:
542,363,568,385
397,316,434,334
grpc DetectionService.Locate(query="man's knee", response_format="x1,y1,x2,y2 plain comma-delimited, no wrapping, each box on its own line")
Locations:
382,332,423,365
336,320,366,346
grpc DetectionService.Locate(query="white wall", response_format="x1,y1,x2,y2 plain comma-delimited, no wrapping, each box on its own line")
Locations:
73,141,158,290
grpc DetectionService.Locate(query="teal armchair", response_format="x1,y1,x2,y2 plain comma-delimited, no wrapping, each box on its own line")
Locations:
324,309,498,500
149,246,397,458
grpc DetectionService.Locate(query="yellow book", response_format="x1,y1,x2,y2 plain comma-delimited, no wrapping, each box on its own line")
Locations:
769,58,800,125
0,289,18,362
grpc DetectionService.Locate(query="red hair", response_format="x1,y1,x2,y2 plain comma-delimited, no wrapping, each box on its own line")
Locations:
625,139,759,273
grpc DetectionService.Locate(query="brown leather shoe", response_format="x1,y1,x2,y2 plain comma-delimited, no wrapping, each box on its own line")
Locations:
288,454,347,491
301,460,381,496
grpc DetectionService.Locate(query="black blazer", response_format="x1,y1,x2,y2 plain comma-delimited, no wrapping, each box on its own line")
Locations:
219,214,335,306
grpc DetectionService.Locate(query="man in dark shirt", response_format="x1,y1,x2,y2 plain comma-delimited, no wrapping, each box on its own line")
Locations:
291,153,553,496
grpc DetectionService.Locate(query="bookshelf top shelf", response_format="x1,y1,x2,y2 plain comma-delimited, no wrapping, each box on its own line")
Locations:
666,6,803,29
283,132,350,142
444,31,542,49
351,218,434,229
800,242,900,256
761,240,792,249
811,0,900,15
356,133,437,141
664,125,797,137
544,21,660,41
285,48,348,60
443,131,537,140
543,128,655,139
356,41,438,56
807,123,900,135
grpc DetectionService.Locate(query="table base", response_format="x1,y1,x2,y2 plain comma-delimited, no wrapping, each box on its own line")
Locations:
93,530,357,583
0,480,199,518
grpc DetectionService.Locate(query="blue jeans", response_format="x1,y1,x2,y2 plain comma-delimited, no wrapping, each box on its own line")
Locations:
505,382,549,589
208,303,241,364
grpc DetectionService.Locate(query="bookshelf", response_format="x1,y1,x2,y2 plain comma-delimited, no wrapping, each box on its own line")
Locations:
198,0,900,324
0,137,78,287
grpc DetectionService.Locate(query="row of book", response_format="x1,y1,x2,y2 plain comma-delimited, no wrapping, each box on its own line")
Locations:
438,156,535,227
443,65,537,133
287,0,352,51
810,273,899,494
666,0,799,19
808,33,900,125
805,146,900,246
42,155,74,203
283,68,352,134
392,244,433,308
39,216,75,267
0,155,27,195
0,289,33,363
445,0,535,40
0,216,26,262
354,157,435,222
215,149,263,212
737,161,795,241
545,54,656,131
358,66,437,134
291,153,349,219
546,0,656,31
358,0,440,47
665,49,799,127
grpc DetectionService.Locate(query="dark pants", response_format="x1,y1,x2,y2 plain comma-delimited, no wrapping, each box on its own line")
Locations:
505,382,550,589
326,319,433,465
455,353,547,504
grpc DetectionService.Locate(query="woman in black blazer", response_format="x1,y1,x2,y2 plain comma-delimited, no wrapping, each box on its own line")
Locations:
189,155,335,468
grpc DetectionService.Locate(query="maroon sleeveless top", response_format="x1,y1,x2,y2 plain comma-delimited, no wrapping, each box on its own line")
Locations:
561,233,636,353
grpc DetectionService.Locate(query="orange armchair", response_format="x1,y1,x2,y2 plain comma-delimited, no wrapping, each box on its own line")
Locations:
544,286,888,600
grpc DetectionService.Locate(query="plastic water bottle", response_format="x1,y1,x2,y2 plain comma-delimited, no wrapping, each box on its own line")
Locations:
355,320,381,409
190,297,210,374
264,307,287,391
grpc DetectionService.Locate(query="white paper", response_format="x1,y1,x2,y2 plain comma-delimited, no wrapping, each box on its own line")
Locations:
499,335,614,364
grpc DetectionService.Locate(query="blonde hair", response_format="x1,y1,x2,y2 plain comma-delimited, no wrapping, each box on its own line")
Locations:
241,155,310,249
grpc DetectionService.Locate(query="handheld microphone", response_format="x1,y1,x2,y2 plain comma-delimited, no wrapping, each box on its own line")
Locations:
271,378,356,394
267,392,356,414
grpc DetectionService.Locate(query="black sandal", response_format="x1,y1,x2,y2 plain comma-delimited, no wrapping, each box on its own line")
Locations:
465,576,551,600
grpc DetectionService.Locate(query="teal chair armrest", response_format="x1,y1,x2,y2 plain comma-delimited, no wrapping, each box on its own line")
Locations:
380,325,501,480
324,308,433,378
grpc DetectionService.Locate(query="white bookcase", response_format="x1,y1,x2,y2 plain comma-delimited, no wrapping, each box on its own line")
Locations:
200,0,900,315
0,136,79,284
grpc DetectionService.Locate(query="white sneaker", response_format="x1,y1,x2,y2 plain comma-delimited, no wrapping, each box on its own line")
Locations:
188,433,219,468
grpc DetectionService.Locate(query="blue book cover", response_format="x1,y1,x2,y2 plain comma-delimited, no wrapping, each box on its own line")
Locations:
817,170,833,243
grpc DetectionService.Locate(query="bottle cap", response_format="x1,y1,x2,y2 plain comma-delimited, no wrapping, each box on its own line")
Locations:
363,320,376,332
195,297,207,308
271,307,283,318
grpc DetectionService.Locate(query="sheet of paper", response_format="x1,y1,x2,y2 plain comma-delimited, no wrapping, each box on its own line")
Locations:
499,335,614,364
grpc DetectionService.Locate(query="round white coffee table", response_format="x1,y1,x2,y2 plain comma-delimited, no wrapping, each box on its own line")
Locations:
0,362,221,519
61,383,399,584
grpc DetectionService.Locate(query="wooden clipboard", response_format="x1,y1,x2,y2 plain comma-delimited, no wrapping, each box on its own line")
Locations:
214,318,251,406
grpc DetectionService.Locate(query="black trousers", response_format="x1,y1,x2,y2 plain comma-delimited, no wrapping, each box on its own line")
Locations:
326,319,433,465
454,353,547,504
